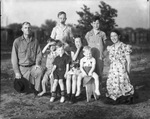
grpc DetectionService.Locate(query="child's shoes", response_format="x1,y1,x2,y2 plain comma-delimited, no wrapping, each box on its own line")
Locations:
60,96,65,103
50,92,56,102
50,97,55,102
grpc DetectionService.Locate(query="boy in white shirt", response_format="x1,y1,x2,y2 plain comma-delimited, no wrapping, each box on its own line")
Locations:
50,11,73,54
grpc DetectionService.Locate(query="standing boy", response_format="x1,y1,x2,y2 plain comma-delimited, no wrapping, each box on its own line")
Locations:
85,16,107,78
50,11,73,54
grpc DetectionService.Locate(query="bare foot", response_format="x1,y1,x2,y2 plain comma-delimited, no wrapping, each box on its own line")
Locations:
75,91,81,97
95,90,100,96
60,96,65,103
50,97,55,102
37,91,46,97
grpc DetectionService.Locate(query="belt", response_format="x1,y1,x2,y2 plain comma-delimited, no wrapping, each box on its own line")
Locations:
20,63,35,67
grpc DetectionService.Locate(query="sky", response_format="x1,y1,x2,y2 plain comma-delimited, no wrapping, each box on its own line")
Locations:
1,0,150,29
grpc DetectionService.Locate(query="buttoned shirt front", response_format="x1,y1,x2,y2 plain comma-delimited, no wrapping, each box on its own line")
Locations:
50,24,73,44
85,29,107,58
11,35,42,74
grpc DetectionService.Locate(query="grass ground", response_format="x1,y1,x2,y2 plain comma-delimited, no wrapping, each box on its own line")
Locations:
0,44,150,119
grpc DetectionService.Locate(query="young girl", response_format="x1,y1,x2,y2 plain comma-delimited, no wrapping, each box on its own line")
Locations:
66,35,84,103
76,46,101,97
50,42,71,103
38,38,57,96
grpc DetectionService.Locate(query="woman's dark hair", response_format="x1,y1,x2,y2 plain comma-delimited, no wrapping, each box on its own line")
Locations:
73,34,83,44
109,29,126,43
110,29,121,36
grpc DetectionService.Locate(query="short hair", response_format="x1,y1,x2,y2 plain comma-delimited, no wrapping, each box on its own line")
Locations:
57,11,66,17
83,46,92,53
110,29,121,36
22,22,31,27
73,34,83,43
73,34,81,39
56,40,64,48
91,16,100,22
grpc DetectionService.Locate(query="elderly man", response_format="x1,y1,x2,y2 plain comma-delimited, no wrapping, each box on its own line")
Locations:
11,22,43,95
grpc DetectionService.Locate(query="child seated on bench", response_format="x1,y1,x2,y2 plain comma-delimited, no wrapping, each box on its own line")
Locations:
76,46,101,97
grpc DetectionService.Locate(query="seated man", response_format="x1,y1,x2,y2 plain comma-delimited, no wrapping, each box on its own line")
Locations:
11,22,43,95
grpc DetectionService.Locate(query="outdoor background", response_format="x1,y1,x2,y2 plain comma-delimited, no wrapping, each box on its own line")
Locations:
1,0,150,119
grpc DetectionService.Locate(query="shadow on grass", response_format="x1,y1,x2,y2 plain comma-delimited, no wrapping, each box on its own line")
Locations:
130,68,150,103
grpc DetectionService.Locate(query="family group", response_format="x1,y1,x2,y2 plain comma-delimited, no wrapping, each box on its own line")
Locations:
12,11,134,105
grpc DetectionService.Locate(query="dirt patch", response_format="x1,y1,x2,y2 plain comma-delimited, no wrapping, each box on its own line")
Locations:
1,51,150,119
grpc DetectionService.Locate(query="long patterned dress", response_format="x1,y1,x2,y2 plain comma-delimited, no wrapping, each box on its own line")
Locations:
106,42,134,100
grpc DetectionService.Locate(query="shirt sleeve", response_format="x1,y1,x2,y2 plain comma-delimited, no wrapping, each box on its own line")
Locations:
102,32,107,44
50,27,56,39
11,39,21,74
65,55,71,64
35,39,42,65
85,32,89,45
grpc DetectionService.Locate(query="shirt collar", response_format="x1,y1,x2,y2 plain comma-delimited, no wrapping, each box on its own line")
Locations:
56,24,67,31
93,29,100,35
21,35,33,42
90,29,101,36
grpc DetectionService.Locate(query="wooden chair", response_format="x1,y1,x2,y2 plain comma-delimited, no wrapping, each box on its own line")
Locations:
83,76,97,102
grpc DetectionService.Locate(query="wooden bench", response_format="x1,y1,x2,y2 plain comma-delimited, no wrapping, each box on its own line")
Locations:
83,76,97,102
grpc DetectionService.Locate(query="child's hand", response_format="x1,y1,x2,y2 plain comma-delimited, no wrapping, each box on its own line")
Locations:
64,72,67,79
50,73,54,79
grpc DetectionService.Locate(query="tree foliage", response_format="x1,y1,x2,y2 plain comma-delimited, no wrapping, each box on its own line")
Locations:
76,1,118,35
41,19,56,37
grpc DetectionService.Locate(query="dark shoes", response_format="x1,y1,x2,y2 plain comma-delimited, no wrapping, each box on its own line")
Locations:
66,94,76,104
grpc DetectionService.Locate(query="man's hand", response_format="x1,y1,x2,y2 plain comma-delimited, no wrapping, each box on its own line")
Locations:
15,72,21,79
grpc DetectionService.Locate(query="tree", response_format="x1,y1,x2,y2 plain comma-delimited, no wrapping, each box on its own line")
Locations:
96,1,118,34
41,19,56,38
76,5,94,35
76,1,118,36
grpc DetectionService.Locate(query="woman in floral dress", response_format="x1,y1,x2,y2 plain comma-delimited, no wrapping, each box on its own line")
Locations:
106,29,134,104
